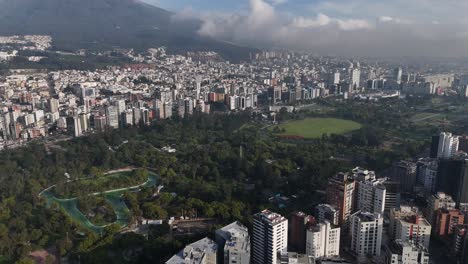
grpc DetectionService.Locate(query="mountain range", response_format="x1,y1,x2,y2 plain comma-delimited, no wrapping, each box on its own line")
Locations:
0,0,254,62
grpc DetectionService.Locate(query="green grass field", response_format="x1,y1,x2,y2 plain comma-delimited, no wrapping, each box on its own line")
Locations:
273,118,362,139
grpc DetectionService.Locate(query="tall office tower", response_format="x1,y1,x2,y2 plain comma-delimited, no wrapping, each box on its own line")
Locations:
268,86,282,105
416,158,438,193
113,99,126,115
215,221,250,264
350,212,383,257
328,72,340,87
435,209,465,237
430,135,440,158
351,68,361,89
122,111,133,126
195,75,202,99
132,107,141,125
105,106,119,129
305,221,340,259
93,115,107,132
184,98,194,115
436,158,468,206
141,108,150,125
49,98,59,113
315,204,339,226
66,116,82,137
166,237,218,264
163,102,172,119
437,132,460,159
252,210,288,264
326,173,355,226
384,240,430,264
79,113,89,132
389,206,432,249
289,212,315,253
392,161,417,192
426,192,456,226
394,67,403,84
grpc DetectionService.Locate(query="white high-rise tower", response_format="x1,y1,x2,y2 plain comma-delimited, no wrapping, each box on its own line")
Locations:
252,210,288,264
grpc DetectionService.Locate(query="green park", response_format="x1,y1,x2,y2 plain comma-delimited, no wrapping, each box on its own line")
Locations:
39,168,158,234
271,117,362,139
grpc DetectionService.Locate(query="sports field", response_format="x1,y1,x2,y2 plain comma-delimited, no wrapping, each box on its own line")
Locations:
273,118,362,139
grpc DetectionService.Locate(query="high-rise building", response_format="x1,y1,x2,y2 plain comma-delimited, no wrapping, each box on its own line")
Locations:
437,132,460,159
195,75,202,99
394,67,403,85
436,158,468,206
305,221,340,259
326,173,355,226
105,106,119,129
289,212,315,253
350,212,383,257
435,209,465,237
166,237,218,264
268,86,282,105
252,210,288,264
215,221,250,264
389,206,432,249
383,180,401,211
163,102,172,119
392,161,417,192
93,115,107,132
113,99,126,116
66,116,82,137
351,68,361,89
328,72,340,87
49,98,59,113
315,204,339,226
354,174,386,215
132,107,141,125
384,240,429,264
416,158,438,192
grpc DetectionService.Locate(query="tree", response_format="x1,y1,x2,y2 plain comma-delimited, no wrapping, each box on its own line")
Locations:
142,203,168,220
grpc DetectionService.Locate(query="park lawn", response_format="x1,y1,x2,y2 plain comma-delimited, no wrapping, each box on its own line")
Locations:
273,118,362,139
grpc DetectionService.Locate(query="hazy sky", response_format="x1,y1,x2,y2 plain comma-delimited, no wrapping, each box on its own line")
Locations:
143,0,468,57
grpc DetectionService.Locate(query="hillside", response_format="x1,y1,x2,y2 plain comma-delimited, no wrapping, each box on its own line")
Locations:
0,0,254,61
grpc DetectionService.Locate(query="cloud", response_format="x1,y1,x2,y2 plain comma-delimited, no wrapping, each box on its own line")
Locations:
173,0,468,57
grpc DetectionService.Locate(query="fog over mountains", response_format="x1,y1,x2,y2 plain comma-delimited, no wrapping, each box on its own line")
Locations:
0,0,254,61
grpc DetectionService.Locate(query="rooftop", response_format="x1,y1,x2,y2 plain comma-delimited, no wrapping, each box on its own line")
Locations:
255,209,287,225
387,239,429,255
165,237,218,264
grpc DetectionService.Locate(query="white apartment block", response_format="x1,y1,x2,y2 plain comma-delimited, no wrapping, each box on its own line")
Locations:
252,210,288,264
390,206,432,249
355,177,386,215
305,221,340,259
350,211,383,257
385,240,429,264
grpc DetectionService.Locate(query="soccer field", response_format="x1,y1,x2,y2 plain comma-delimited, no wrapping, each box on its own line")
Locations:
273,118,362,139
